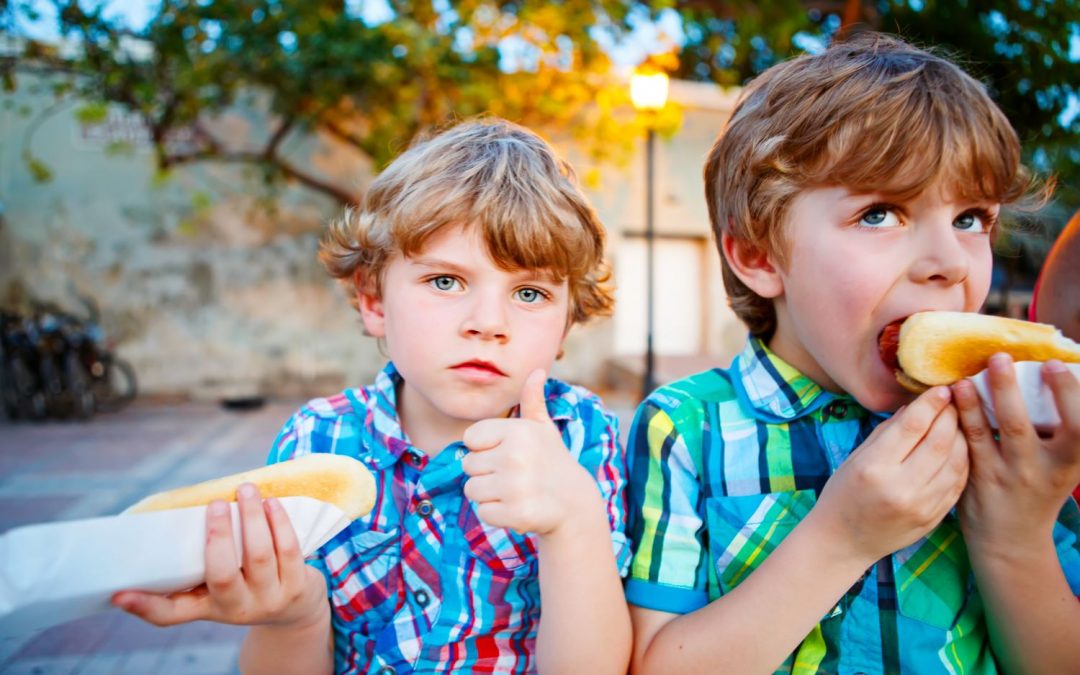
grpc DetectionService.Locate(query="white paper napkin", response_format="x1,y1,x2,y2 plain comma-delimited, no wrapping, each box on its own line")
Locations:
968,361,1080,433
0,496,350,637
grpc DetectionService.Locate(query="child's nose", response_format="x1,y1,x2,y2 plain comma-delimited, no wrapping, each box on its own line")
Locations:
461,294,510,342
909,225,971,286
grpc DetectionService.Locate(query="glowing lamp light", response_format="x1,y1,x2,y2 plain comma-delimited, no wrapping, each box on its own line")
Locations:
630,70,670,111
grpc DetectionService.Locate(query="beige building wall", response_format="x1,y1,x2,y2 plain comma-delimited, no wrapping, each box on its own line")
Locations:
0,73,745,401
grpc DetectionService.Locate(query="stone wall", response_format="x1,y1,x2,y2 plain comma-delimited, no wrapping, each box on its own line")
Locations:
0,73,743,400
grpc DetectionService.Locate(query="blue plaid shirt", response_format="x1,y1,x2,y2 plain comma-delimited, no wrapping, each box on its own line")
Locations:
626,338,1080,674
268,363,630,674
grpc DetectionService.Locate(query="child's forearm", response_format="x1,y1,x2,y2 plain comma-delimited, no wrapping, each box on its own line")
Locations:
238,607,334,675
968,537,1080,673
632,510,875,674
535,491,631,675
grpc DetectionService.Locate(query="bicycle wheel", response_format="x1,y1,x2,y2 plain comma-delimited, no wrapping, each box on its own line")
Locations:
96,355,137,413
10,356,46,421
39,355,65,420
63,351,95,420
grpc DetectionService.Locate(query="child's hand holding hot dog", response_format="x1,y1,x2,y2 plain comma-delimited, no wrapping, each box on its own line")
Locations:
113,484,330,630
952,355,1080,550
949,355,1080,673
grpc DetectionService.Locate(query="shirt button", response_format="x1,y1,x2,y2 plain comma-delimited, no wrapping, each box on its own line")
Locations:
417,499,434,517
376,667,396,675
825,401,849,419
415,589,430,607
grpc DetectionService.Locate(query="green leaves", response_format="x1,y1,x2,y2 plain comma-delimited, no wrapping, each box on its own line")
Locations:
6,0,642,202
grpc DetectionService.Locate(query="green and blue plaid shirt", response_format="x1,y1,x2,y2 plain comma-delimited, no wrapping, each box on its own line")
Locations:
626,338,1080,674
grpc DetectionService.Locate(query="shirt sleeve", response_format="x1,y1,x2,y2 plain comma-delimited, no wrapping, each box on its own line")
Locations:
266,406,324,465
624,396,711,614
1055,496,1080,596
569,394,632,576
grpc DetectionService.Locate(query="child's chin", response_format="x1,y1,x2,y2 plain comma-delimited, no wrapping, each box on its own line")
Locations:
853,385,914,415
443,401,515,422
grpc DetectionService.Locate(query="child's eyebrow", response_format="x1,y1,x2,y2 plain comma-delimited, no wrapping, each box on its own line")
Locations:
409,256,562,284
409,256,464,272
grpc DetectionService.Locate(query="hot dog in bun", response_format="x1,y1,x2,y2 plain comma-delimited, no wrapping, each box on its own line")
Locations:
125,454,376,520
879,311,1080,393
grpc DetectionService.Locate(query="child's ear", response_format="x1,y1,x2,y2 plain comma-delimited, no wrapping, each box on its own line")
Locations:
358,290,387,338
721,232,784,299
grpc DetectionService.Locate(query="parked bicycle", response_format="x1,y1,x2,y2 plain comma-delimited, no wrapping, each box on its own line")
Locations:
0,295,136,421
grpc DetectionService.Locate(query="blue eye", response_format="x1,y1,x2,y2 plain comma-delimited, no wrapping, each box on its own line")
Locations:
429,276,462,291
954,211,992,233
514,287,545,303
859,207,901,228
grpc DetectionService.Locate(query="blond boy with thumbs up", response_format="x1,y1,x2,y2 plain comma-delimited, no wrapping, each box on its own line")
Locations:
114,119,631,675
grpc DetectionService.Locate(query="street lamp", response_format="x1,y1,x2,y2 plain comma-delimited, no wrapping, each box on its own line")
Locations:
630,67,669,400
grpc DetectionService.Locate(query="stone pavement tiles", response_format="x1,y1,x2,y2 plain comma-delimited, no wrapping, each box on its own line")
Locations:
0,400,302,675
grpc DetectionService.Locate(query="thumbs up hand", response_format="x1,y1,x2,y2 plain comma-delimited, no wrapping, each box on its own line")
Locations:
461,369,597,536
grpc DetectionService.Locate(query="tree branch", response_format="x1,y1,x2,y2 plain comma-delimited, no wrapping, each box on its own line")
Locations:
162,150,358,205
321,117,367,152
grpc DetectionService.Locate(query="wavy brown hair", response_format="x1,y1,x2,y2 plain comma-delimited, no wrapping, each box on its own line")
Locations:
705,32,1047,338
320,118,614,325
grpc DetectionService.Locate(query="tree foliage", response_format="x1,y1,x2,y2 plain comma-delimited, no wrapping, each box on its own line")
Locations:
3,0,647,204
4,0,1076,222
876,0,1079,209
667,0,1079,213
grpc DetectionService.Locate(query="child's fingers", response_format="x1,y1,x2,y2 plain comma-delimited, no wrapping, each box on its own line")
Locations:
112,588,210,627
461,442,504,476
463,474,502,504
264,497,305,589
874,387,952,461
1044,361,1080,429
462,419,511,453
474,501,513,530
951,379,998,465
517,369,552,424
236,484,278,592
985,354,1037,459
922,426,969,510
203,500,246,606
901,402,959,476
1044,361,1080,459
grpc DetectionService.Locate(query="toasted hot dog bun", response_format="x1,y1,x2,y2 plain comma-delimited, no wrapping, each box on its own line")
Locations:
894,311,1080,392
124,454,376,520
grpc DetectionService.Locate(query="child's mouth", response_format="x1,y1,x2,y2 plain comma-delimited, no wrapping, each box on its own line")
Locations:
878,319,905,371
451,360,508,377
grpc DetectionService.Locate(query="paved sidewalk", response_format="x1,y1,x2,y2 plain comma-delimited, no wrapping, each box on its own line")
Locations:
0,400,304,675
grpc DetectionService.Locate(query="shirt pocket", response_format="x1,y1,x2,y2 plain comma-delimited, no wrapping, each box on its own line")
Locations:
458,502,538,575
892,515,972,630
326,526,401,616
705,490,817,595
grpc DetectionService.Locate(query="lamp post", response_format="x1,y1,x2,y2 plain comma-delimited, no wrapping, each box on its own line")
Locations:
630,68,669,400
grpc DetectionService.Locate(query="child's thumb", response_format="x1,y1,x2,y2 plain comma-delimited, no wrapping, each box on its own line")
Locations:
519,369,551,423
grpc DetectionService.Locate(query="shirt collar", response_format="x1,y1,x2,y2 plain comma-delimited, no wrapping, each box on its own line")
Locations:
731,337,845,423
358,361,579,470
355,362,412,470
